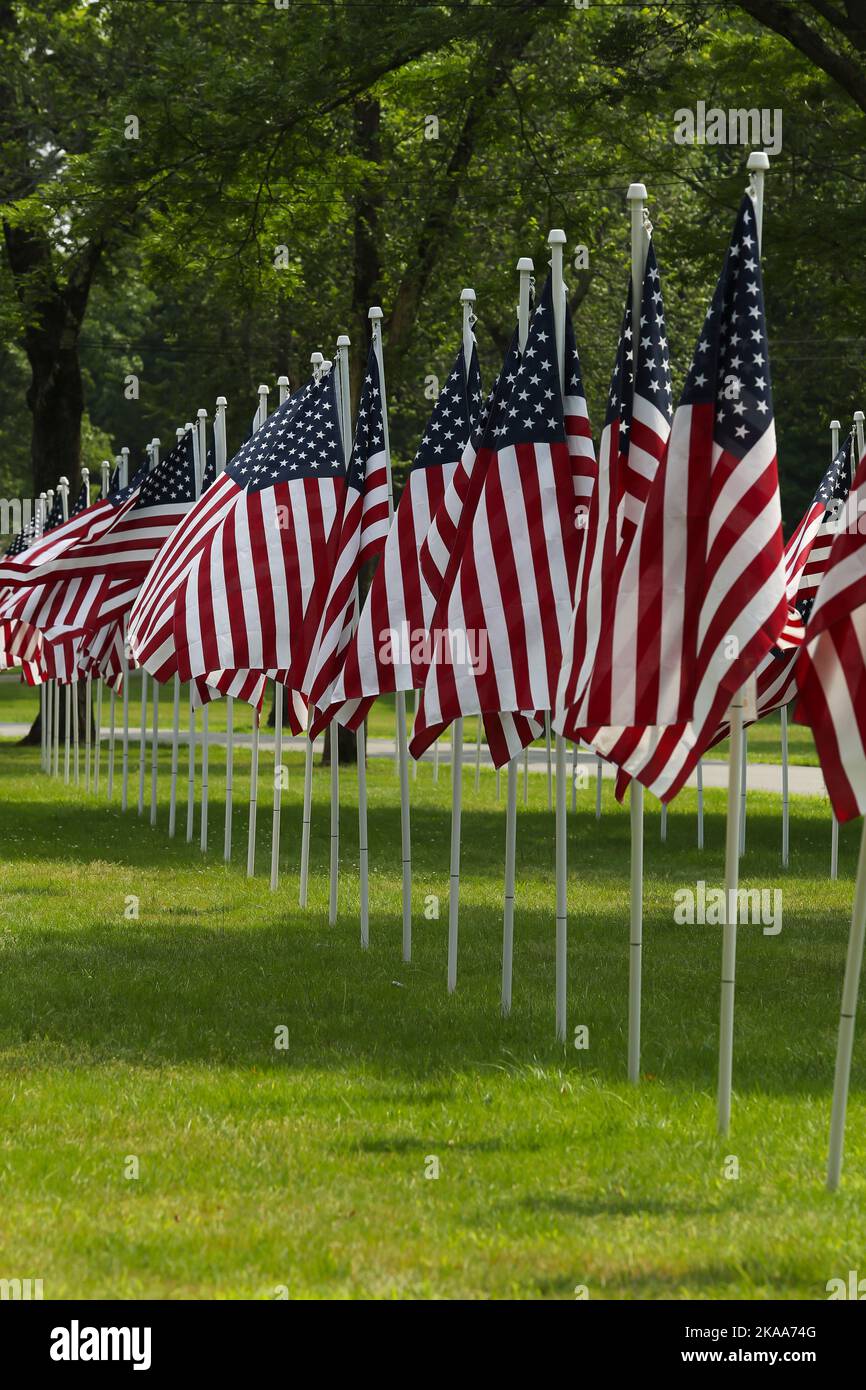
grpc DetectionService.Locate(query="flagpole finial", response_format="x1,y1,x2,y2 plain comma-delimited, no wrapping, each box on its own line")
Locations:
310,351,323,364
547,228,566,246
336,334,350,348
830,418,841,430
747,150,770,171
460,287,476,303
516,258,533,271
368,306,383,321
197,407,208,421
626,182,647,202
216,395,227,407
854,411,864,424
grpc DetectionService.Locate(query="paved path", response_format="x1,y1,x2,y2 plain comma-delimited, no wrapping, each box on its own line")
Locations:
0,721,828,797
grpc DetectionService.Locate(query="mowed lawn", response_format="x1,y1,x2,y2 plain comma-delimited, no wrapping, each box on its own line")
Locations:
0,713,864,1299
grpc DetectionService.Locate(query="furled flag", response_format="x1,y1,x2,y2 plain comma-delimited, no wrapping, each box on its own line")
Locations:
301,343,391,711
128,372,346,686
796,447,866,820
556,192,787,801
556,241,673,734
317,339,482,729
409,276,589,763
710,432,853,744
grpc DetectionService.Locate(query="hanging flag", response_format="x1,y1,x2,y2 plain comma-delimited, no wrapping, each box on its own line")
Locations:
128,372,345,686
796,447,866,821
556,240,672,735
556,192,787,802
709,431,853,744
409,277,589,767
300,343,390,710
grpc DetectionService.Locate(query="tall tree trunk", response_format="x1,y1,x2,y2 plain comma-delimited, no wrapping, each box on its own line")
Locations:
2,221,103,496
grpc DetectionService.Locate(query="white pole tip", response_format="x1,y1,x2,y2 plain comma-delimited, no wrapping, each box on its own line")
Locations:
336,334,350,347
460,287,476,302
626,183,648,201
747,151,770,170
547,228,567,245
368,306,383,321
516,258,534,272
276,375,289,386
310,352,323,364
855,411,865,423
216,396,227,407
197,407,207,419
830,419,841,430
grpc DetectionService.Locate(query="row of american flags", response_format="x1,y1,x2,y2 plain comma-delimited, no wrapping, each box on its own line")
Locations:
3,193,865,833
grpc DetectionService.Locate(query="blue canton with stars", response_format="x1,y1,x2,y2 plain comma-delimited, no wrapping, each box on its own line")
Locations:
605,293,634,441
201,446,216,492
412,343,481,471
226,371,345,492
132,431,197,510
475,328,520,448
638,242,673,424
488,276,565,449
347,346,385,493
681,193,771,459
796,432,852,628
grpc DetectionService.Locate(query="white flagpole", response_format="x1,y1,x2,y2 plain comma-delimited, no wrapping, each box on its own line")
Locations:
118,450,131,811
371,306,412,958
445,289,476,989
337,335,369,936
502,255,533,1015
270,683,284,891
474,714,482,791
829,419,845,879
523,746,528,804
550,227,569,1043
697,758,704,848
247,708,259,877
738,728,748,856
595,753,602,819
94,677,102,794
168,677,180,836
246,386,269,875
412,688,419,781
107,683,116,797
298,358,321,903
212,396,232,860
780,706,789,868
186,695,196,843
626,181,650,1083
327,720,339,922
269,377,292,893
194,411,209,852
149,444,162,824
137,668,148,813
84,677,92,791
660,803,667,842
717,150,768,1135
56,476,71,785
570,740,577,812
545,714,553,811
827,816,866,1189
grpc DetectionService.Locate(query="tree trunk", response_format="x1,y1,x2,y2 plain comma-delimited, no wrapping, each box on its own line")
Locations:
18,681,91,747
2,221,103,497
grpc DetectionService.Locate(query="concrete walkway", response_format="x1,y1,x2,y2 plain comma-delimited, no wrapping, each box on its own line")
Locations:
0,721,828,798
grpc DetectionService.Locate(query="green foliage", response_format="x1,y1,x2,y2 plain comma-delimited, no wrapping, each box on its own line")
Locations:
1,1,865,523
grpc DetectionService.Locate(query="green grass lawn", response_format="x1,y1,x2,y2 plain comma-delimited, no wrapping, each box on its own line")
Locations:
0,725,863,1299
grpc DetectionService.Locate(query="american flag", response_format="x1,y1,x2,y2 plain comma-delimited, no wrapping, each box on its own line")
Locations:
409,276,590,767
561,192,787,802
0,438,197,677
128,372,346,687
300,344,390,710
1,434,196,588
795,447,866,821
556,241,673,735
318,339,482,729
0,470,145,586
708,432,853,746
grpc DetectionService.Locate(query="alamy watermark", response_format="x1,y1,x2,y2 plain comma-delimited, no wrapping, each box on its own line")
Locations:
674,102,782,156
673,880,782,935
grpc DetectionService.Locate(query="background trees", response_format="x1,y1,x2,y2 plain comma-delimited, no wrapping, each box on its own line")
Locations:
1,0,864,528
